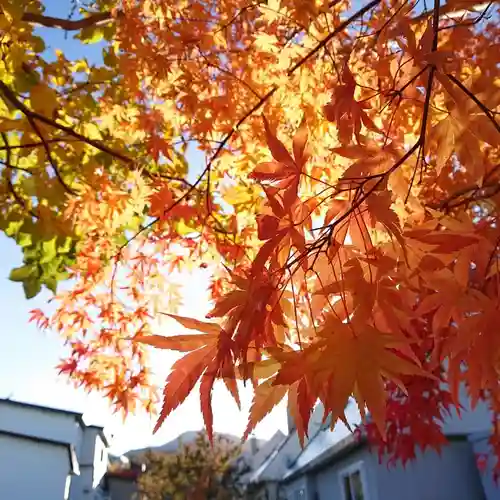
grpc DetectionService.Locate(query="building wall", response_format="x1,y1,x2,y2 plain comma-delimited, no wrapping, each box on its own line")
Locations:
0,401,110,500
283,475,309,500
78,427,108,486
0,434,71,500
290,440,485,500
71,430,108,500
374,440,486,500
469,433,500,500
441,384,492,436
0,401,81,445
71,466,94,500
106,477,138,500
314,448,378,500
93,433,109,488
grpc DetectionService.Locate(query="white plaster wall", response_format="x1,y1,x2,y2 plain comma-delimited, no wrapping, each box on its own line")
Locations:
92,434,108,488
0,434,71,500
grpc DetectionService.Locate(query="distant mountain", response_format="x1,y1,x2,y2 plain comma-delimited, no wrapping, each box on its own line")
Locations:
123,430,267,463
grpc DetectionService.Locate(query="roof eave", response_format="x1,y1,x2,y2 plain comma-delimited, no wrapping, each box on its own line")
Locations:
282,434,365,483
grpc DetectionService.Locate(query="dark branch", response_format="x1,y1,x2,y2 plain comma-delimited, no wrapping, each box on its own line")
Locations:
447,73,500,135
21,11,114,31
286,0,382,75
119,0,385,250
23,112,77,195
0,81,134,165
411,0,491,23
1,133,38,218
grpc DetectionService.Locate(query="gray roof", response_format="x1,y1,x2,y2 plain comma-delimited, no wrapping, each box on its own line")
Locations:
0,398,110,447
250,432,290,483
283,403,362,481
249,403,339,485
87,425,112,448
283,431,363,482
282,395,490,483
241,431,286,469
0,398,85,427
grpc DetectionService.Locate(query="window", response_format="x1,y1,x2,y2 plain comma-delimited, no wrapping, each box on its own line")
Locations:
339,463,368,500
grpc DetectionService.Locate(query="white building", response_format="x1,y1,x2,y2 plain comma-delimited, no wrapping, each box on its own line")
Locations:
0,398,110,500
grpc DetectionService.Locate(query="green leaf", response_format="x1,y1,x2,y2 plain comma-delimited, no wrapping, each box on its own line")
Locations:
9,265,34,282
40,238,57,264
44,277,58,294
58,236,73,254
5,219,23,237
41,256,63,276
77,26,106,44
23,279,42,299
17,233,32,248
31,36,46,54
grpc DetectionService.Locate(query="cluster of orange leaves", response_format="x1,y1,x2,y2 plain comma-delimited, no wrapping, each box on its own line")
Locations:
25,0,500,473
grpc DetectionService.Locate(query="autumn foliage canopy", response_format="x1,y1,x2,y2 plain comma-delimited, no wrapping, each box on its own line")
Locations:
2,0,500,474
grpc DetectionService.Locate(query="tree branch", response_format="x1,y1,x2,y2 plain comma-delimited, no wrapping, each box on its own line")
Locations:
411,1,491,24
21,11,114,31
23,112,77,195
0,81,133,165
447,73,500,135
1,133,38,218
111,0,385,264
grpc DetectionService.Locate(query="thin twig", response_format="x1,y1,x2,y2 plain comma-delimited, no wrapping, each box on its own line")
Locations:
23,113,77,195
447,73,500,135
1,132,38,218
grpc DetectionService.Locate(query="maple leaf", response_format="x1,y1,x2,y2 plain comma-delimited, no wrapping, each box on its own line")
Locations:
134,332,219,351
300,318,431,436
366,191,405,249
288,378,316,447
148,183,197,222
250,118,310,210
243,376,288,440
154,345,217,433
324,63,380,145
29,308,50,329
133,313,237,438
254,193,315,270
207,266,286,362
57,358,78,377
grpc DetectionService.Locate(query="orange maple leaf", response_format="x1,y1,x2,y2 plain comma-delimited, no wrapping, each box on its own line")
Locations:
274,318,431,438
148,184,197,222
324,63,380,145
134,314,238,440
243,376,288,440
250,117,310,210
153,344,217,433
207,266,285,362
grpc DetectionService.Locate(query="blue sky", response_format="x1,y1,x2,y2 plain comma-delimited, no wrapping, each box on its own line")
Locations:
0,0,286,454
